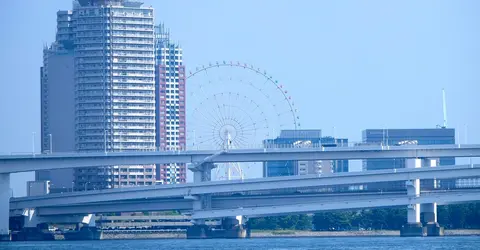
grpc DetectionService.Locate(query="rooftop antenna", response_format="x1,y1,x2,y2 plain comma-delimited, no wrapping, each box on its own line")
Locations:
437,89,448,129
442,88,448,128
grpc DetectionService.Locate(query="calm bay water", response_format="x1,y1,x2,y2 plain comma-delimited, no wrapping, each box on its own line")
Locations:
2,237,480,250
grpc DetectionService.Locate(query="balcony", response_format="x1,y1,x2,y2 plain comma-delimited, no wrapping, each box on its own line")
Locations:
112,46,153,51
112,85,155,91
113,59,154,65
112,105,155,110
110,18,154,24
112,125,155,130
112,53,154,58
112,79,154,84
111,33,153,39
113,131,155,136
113,138,155,143
111,39,154,45
111,26,154,32
112,65,154,71
112,72,155,77
113,118,155,123
112,92,155,97
112,99,155,104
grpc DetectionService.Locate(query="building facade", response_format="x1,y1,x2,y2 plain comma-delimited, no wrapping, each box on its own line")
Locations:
73,0,156,190
263,130,349,177
40,0,174,191
154,24,186,184
39,11,76,193
362,128,456,190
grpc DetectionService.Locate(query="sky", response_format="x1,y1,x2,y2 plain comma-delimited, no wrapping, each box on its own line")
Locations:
0,0,479,196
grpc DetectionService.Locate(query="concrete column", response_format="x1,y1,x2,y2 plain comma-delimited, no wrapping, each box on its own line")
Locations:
189,162,216,183
420,158,443,236
421,202,444,236
187,163,215,239
401,159,425,237
405,158,421,224
421,203,437,224
221,216,247,238
0,173,10,241
423,158,438,189
421,158,438,221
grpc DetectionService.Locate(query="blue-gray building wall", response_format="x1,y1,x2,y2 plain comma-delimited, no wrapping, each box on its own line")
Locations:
263,131,349,177
362,128,456,190
38,51,76,192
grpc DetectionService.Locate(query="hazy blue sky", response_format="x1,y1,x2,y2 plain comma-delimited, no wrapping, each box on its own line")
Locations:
1,1,479,196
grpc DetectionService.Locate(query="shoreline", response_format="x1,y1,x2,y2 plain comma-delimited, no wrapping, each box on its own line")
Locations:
249,229,480,238
100,229,480,240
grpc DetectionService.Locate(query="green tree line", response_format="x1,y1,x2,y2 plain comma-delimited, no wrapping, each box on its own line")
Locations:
247,203,480,231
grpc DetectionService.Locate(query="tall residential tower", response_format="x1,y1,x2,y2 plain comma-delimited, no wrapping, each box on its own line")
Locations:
40,0,163,191
73,0,156,190
154,24,187,184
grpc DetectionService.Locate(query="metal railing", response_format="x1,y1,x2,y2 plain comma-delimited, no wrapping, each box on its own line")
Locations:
2,143,479,157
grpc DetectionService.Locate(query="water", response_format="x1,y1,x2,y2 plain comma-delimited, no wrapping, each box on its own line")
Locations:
2,237,480,250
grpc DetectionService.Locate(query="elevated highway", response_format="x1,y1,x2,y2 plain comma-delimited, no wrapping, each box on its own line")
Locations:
15,192,407,216
3,145,480,240
1,144,480,173
190,190,480,219
10,164,480,209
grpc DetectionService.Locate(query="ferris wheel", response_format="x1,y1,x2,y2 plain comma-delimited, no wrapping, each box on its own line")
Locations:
186,61,300,180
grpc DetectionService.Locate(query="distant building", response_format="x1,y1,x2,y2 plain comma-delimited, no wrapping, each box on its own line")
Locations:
362,128,456,190
263,129,349,177
154,24,186,184
27,181,50,197
40,0,182,191
38,11,76,193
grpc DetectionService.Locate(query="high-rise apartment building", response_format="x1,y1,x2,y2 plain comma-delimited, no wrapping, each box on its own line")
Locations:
362,128,456,190
40,0,162,191
263,130,349,177
154,24,187,184
73,0,156,190
39,11,76,193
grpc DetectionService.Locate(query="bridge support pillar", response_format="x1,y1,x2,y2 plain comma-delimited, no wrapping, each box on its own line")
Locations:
0,173,10,241
401,159,426,237
12,209,54,241
422,158,438,189
421,158,444,236
221,216,247,239
421,203,444,236
187,162,215,239
189,162,216,183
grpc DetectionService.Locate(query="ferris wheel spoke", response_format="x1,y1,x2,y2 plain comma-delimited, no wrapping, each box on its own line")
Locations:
238,130,256,139
212,100,229,126
196,135,220,146
191,100,224,128
202,70,226,117
235,135,251,146
190,112,221,134
230,106,257,129
204,108,227,129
